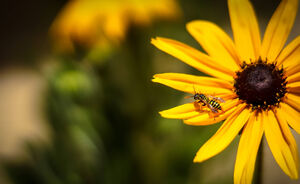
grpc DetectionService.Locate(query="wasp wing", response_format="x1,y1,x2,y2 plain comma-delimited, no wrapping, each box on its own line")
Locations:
206,95,225,102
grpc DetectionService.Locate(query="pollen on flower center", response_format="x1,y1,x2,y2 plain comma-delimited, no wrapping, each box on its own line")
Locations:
234,59,287,111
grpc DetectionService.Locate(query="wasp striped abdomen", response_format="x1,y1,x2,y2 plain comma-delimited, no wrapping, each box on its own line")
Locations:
209,100,222,110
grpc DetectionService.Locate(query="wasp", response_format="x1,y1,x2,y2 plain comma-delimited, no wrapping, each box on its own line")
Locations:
186,92,225,113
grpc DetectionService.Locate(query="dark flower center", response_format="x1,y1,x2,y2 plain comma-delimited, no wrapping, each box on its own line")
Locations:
234,59,287,111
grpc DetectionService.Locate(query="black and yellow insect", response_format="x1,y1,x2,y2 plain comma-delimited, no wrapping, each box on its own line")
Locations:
187,93,225,113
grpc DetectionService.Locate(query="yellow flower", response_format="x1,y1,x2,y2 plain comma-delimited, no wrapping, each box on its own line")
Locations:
50,0,181,55
151,0,299,183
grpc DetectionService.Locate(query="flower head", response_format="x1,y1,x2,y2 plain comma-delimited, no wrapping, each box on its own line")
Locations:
151,0,300,183
50,0,181,56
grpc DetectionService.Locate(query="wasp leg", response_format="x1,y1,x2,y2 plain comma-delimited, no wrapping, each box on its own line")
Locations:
219,109,225,114
199,102,203,111
198,101,207,111
208,111,216,119
193,101,204,111
201,102,215,119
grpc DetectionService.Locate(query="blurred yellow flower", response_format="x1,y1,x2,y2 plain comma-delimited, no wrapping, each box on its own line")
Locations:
152,0,299,183
50,0,181,58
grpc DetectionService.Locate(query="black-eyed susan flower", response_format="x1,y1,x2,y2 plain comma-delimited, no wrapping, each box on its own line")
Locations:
151,0,299,183
50,0,181,57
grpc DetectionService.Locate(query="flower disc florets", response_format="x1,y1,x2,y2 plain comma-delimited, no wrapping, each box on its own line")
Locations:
234,59,287,111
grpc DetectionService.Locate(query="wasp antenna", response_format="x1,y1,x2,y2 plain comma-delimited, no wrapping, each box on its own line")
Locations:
193,84,197,94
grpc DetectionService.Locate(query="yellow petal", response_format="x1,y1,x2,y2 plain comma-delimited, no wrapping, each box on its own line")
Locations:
287,72,300,84
285,93,300,112
287,82,300,94
228,0,261,62
277,103,300,134
276,35,300,76
286,64,300,77
186,20,241,71
276,111,300,177
152,73,234,95
184,98,240,126
159,102,203,119
264,110,299,179
151,37,234,81
193,105,250,162
277,36,300,67
234,112,263,184
262,0,299,62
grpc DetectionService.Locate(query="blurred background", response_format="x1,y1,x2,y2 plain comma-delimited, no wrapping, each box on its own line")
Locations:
0,0,299,184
